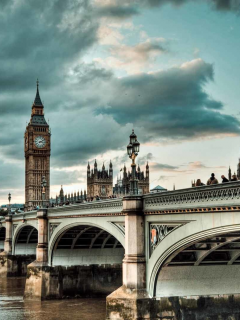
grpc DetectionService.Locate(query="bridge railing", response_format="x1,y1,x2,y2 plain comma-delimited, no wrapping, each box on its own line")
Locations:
0,199,124,222
47,198,123,216
143,181,240,213
0,210,38,224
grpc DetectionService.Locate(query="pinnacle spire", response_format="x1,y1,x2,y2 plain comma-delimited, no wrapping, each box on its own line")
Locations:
33,79,43,107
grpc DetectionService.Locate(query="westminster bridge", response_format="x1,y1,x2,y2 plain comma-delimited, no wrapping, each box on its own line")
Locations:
1,182,240,319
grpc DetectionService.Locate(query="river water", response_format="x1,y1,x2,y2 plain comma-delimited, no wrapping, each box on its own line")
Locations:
0,278,106,320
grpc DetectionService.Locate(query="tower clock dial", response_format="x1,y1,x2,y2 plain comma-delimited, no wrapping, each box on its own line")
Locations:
34,136,46,148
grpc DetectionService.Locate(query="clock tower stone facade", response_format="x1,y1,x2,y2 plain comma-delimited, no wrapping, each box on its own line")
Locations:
25,81,51,210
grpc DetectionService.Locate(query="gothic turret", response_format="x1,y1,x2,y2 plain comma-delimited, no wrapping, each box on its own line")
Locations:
109,160,113,177
123,164,127,179
94,159,97,172
229,166,232,181
60,185,64,203
237,160,240,180
87,162,90,178
146,162,149,179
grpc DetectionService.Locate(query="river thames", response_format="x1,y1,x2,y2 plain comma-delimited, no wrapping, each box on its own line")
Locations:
0,278,106,320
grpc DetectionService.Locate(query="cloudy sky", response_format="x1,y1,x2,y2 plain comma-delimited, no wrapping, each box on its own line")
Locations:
1,0,240,204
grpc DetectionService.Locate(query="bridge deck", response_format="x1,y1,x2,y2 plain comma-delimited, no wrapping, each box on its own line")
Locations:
1,181,240,223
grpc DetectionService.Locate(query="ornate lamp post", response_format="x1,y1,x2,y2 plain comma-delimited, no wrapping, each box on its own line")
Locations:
8,193,11,214
127,129,140,195
41,176,47,208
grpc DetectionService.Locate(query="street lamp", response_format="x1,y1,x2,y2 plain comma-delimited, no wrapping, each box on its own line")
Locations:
127,129,140,195
41,176,47,208
8,193,11,215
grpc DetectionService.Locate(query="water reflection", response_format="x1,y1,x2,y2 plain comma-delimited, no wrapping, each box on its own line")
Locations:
0,278,106,320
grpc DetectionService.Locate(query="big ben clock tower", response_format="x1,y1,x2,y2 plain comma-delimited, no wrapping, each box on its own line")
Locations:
25,81,51,210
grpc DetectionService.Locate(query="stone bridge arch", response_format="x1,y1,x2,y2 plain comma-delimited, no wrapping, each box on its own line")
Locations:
12,223,38,256
147,211,240,297
0,226,6,251
49,218,125,266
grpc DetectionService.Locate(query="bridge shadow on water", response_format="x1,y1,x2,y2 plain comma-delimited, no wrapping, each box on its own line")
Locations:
0,277,106,320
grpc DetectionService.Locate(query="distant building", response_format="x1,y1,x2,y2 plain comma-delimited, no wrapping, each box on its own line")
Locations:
53,187,87,205
113,163,149,196
87,160,113,199
150,185,167,193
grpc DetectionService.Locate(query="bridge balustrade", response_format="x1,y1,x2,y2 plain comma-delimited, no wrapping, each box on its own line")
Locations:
143,181,240,213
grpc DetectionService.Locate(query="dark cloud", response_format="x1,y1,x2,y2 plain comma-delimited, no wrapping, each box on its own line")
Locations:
50,109,132,166
97,59,240,140
97,0,240,16
67,63,113,85
137,153,153,165
0,160,24,189
140,0,240,12
210,0,240,11
151,163,179,171
0,0,98,92
51,169,85,186
96,4,140,18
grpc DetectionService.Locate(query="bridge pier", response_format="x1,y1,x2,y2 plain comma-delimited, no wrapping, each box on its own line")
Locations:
0,214,17,277
24,209,51,300
106,196,151,320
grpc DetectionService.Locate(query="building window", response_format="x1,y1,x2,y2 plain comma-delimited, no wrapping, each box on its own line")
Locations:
101,185,106,196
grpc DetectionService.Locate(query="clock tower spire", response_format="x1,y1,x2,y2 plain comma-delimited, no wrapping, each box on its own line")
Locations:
25,80,51,210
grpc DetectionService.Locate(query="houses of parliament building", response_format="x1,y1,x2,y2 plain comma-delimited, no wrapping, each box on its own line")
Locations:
55,161,150,204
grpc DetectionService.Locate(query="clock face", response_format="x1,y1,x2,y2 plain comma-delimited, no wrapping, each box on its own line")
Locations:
34,136,46,149
25,136,28,147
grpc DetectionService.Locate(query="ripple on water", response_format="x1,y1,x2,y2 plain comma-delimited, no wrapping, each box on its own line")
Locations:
0,278,106,320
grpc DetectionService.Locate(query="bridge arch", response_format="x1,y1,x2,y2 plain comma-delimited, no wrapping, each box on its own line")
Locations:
147,213,240,297
0,226,6,251
13,223,38,255
49,221,125,266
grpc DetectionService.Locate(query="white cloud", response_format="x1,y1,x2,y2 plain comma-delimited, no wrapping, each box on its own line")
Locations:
95,38,168,74
97,25,124,45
